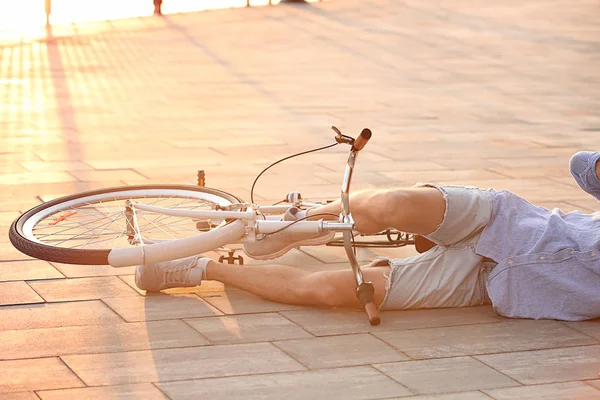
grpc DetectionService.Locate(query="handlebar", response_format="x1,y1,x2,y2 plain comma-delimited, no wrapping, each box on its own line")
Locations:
351,128,372,152
332,126,372,152
356,282,380,325
364,301,381,326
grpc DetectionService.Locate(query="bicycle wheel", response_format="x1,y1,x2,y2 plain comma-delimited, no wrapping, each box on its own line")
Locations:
9,184,244,265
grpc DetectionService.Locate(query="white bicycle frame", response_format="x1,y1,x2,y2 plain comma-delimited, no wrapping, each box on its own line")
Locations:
107,204,353,268
107,127,380,325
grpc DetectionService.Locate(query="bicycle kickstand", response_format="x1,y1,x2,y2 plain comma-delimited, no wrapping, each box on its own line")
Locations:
218,249,244,265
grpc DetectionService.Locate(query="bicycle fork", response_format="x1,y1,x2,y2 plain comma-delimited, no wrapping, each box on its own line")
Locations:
337,128,380,326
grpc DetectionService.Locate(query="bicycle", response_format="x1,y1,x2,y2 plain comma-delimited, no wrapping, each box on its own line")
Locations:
9,127,418,326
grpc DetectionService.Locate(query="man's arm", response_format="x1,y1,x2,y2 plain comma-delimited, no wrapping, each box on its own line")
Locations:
570,151,600,201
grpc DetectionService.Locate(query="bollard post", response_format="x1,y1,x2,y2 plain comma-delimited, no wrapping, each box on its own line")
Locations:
45,0,51,25
154,0,162,15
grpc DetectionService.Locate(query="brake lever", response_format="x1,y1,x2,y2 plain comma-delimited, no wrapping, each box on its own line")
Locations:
332,126,355,146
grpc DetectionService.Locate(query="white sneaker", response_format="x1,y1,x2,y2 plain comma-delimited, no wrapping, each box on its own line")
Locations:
243,206,334,260
135,256,210,292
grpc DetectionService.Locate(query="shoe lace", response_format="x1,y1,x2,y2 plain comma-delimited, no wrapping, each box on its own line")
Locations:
162,265,192,285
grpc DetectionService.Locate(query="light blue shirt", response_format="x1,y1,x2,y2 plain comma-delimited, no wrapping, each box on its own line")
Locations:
475,152,600,321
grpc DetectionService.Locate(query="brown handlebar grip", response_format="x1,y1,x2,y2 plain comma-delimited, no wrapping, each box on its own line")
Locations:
352,128,372,151
364,301,381,326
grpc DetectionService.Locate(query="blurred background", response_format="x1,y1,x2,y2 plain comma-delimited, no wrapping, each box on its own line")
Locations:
0,0,298,28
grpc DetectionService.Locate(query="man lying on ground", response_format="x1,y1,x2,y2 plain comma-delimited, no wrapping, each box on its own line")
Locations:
136,151,600,321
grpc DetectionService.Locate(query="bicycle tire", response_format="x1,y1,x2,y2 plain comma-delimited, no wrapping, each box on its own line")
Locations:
9,184,244,265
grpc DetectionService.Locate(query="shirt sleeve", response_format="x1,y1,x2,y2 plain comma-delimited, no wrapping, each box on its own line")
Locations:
569,151,600,201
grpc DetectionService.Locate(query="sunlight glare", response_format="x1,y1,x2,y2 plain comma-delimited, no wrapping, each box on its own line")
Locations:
0,0,282,32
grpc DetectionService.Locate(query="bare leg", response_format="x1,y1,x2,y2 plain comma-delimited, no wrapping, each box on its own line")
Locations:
203,187,443,308
206,260,389,308
307,186,446,235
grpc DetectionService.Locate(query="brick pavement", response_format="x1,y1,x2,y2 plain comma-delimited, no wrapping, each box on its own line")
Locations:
1,0,599,398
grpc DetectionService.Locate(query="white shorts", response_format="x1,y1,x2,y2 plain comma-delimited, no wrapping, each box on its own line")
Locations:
376,184,495,311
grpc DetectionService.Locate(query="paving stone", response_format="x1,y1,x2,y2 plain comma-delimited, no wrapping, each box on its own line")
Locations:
487,156,574,169
475,345,600,384
3,182,126,202
0,281,44,306
274,333,410,369
385,392,492,400
563,319,600,341
0,246,33,262
28,276,140,302
0,260,63,282
1,0,600,397
0,300,122,331
50,262,137,278
0,172,78,186
313,170,399,186
323,160,448,174
483,381,600,400
68,169,148,182
297,245,379,264
374,357,519,395
0,319,208,359
380,169,507,185
373,320,596,359
0,393,38,400
158,366,412,400
281,306,503,336
184,312,313,344
0,358,84,393
20,161,93,172
168,135,287,148
0,212,19,228
586,380,600,390
405,158,497,172
119,273,228,295
566,198,600,213
103,293,223,321
62,343,305,386
37,384,169,400
487,166,574,180
85,155,225,170
0,231,11,246
134,164,265,181
243,248,325,266
199,289,308,314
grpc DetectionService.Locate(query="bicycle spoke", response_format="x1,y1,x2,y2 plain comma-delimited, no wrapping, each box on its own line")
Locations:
25,192,236,250
80,211,124,249
109,218,129,250
134,211,178,240
51,215,123,247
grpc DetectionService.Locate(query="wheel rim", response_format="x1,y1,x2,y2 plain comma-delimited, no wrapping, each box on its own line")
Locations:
20,189,238,251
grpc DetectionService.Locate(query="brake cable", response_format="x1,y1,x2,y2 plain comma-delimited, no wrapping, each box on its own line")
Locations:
249,142,340,204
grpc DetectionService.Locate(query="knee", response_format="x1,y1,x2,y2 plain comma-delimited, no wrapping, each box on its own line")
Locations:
569,151,593,177
358,189,408,228
366,189,422,226
297,276,349,308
